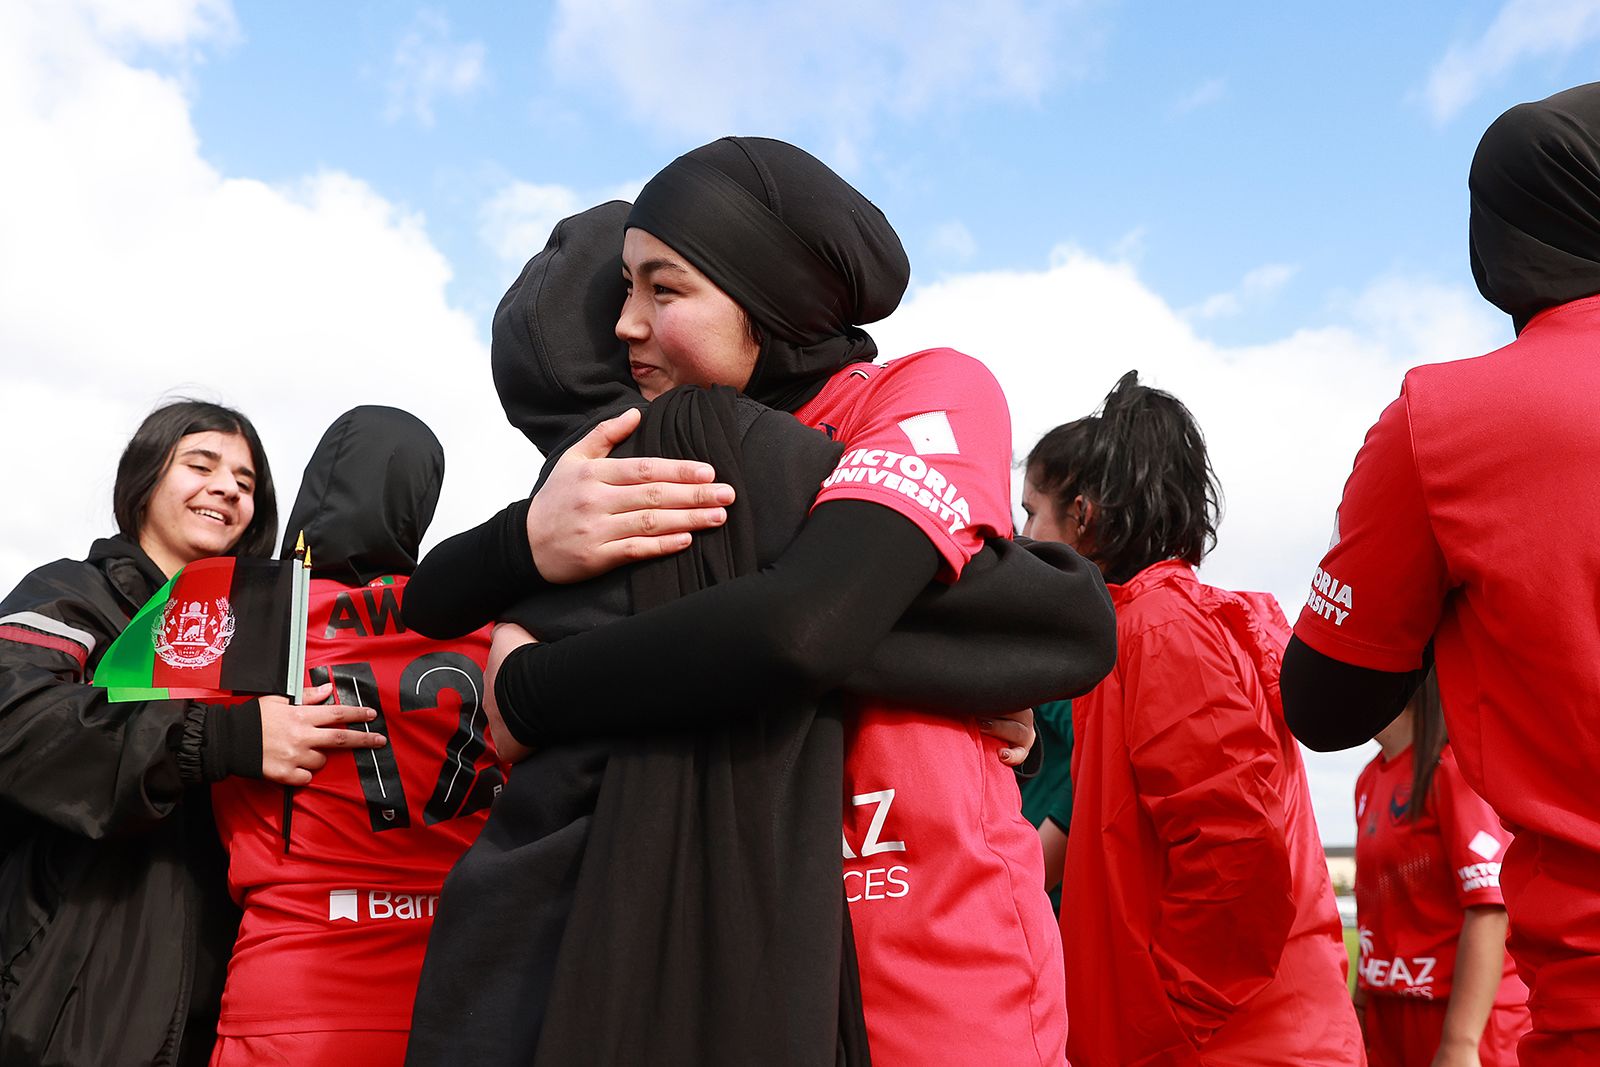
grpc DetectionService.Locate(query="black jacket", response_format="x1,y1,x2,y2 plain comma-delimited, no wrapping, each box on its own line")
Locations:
0,536,239,1067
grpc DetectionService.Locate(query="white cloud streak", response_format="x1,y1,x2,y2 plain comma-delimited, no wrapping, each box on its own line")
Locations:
1173,76,1226,116
478,178,645,264
1423,0,1600,122
1188,262,1298,320
385,9,486,126
546,0,1105,155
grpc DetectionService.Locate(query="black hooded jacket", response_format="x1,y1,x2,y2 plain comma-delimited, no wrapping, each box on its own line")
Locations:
0,538,250,1066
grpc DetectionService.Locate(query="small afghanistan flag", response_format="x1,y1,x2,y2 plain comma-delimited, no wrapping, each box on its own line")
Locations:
94,555,309,702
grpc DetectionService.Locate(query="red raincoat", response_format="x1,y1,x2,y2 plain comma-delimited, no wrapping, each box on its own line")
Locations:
1062,560,1362,1067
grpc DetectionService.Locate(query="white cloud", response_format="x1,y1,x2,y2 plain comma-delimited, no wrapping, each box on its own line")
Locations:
929,220,977,263
0,0,533,609
1188,261,1297,320
1423,0,1600,122
385,10,486,126
1173,76,1226,116
867,249,1507,843
546,0,1105,153
478,178,645,264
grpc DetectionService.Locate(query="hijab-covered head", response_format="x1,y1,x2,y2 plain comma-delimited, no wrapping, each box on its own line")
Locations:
280,405,444,585
1470,81,1600,332
627,137,910,411
491,200,637,456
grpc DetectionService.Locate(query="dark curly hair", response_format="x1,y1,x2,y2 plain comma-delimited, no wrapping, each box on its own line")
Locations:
1025,370,1221,585
113,398,278,560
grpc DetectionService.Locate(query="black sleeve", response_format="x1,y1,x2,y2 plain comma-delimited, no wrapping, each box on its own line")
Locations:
404,499,547,639
1280,635,1424,751
496,500,940,746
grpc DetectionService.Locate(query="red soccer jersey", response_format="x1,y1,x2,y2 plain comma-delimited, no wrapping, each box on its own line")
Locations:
1294,293,1600,1039
795,349,1066,1067
211,575,501,1037
1354,744,1524,1008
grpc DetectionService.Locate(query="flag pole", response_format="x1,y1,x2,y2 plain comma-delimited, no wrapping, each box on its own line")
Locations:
282,532,311,854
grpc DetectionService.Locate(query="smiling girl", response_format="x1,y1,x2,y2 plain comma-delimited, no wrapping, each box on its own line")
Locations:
0,399,382,1066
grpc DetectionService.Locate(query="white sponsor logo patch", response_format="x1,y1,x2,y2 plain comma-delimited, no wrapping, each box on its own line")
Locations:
1468,831,1502,861
153,598,235,669
897,411,960,456
328,889,359,922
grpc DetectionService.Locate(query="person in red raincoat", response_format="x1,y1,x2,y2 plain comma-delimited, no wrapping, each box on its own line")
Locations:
1022,371,1363,1067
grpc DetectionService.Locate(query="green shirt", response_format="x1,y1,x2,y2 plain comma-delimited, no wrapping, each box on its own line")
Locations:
1018,699,1073,832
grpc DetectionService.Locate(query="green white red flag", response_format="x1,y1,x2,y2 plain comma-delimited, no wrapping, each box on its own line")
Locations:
93,555,309,702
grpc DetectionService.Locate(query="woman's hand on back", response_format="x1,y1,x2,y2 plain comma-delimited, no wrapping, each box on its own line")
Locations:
484,621,539,763
526,408,736,583
258,682,387,786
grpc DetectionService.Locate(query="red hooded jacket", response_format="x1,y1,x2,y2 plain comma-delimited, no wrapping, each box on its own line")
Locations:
1062,560,1362,1066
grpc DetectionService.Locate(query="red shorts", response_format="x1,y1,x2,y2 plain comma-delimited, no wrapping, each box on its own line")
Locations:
210,1030,410,1067
1364,996,1528,1067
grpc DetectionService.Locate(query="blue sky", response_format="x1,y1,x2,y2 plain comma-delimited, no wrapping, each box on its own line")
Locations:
5,0,1600,841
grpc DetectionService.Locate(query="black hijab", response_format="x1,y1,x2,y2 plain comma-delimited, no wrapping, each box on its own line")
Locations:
279,406,444,584
491,200,638,459
1470,81,1600,333
627,137,910,411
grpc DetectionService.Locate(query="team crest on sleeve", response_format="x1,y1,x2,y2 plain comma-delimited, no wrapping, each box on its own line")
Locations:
153,598,236,669
1467,830,1502,861
897,411,960,456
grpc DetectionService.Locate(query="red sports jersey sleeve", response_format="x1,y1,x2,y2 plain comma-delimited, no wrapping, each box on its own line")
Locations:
1123,612,1297,1045
805,349,1013,580
1294,391,1451,672
1434,750,1509,909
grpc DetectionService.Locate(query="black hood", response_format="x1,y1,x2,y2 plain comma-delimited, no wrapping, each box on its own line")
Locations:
491,200,639,458
1470,81,1600,332
280,406,444,584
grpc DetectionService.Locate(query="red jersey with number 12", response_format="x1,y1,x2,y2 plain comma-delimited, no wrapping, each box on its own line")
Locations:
795,349,1067,1067
212,575,501,1036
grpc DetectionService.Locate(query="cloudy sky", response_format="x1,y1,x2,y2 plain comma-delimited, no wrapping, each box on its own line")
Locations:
4,0,1595,842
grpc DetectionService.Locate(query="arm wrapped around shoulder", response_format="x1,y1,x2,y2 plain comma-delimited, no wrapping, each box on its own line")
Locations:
843,536,1117,713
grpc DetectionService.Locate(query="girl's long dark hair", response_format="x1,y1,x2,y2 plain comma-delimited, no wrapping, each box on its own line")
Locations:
1025,370,1221,584
113,399,278,559
1408,667,1447,822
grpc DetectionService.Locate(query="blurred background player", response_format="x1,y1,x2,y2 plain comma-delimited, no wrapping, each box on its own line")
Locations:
1041,371,1361,1067
209,406,502,1067
1352,668,1528,1066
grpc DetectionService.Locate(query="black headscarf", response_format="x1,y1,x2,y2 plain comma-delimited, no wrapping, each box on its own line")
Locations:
279,406,444,584
1470,81,1600,333
628,137,910,411
491,200,638,458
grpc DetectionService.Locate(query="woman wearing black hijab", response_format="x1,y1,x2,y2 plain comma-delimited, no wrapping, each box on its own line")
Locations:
1283,83,1600,1067
409,141,1113,1066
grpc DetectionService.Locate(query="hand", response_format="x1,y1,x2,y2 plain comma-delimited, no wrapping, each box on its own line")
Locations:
979,708,1037,767
258,682,387,786
485,622,539,764
525,407,736,583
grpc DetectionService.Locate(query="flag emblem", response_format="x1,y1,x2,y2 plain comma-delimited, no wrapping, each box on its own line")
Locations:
153,598,236,669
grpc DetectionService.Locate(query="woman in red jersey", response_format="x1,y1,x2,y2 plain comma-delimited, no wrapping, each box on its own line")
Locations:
1026,371,1363,1067
416,139,1116,1066
1353,669,1530,1067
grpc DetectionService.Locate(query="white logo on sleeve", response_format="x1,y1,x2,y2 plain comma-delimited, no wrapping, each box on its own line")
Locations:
328,889,359,922
897,411,960,456
1468,830,1502,861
